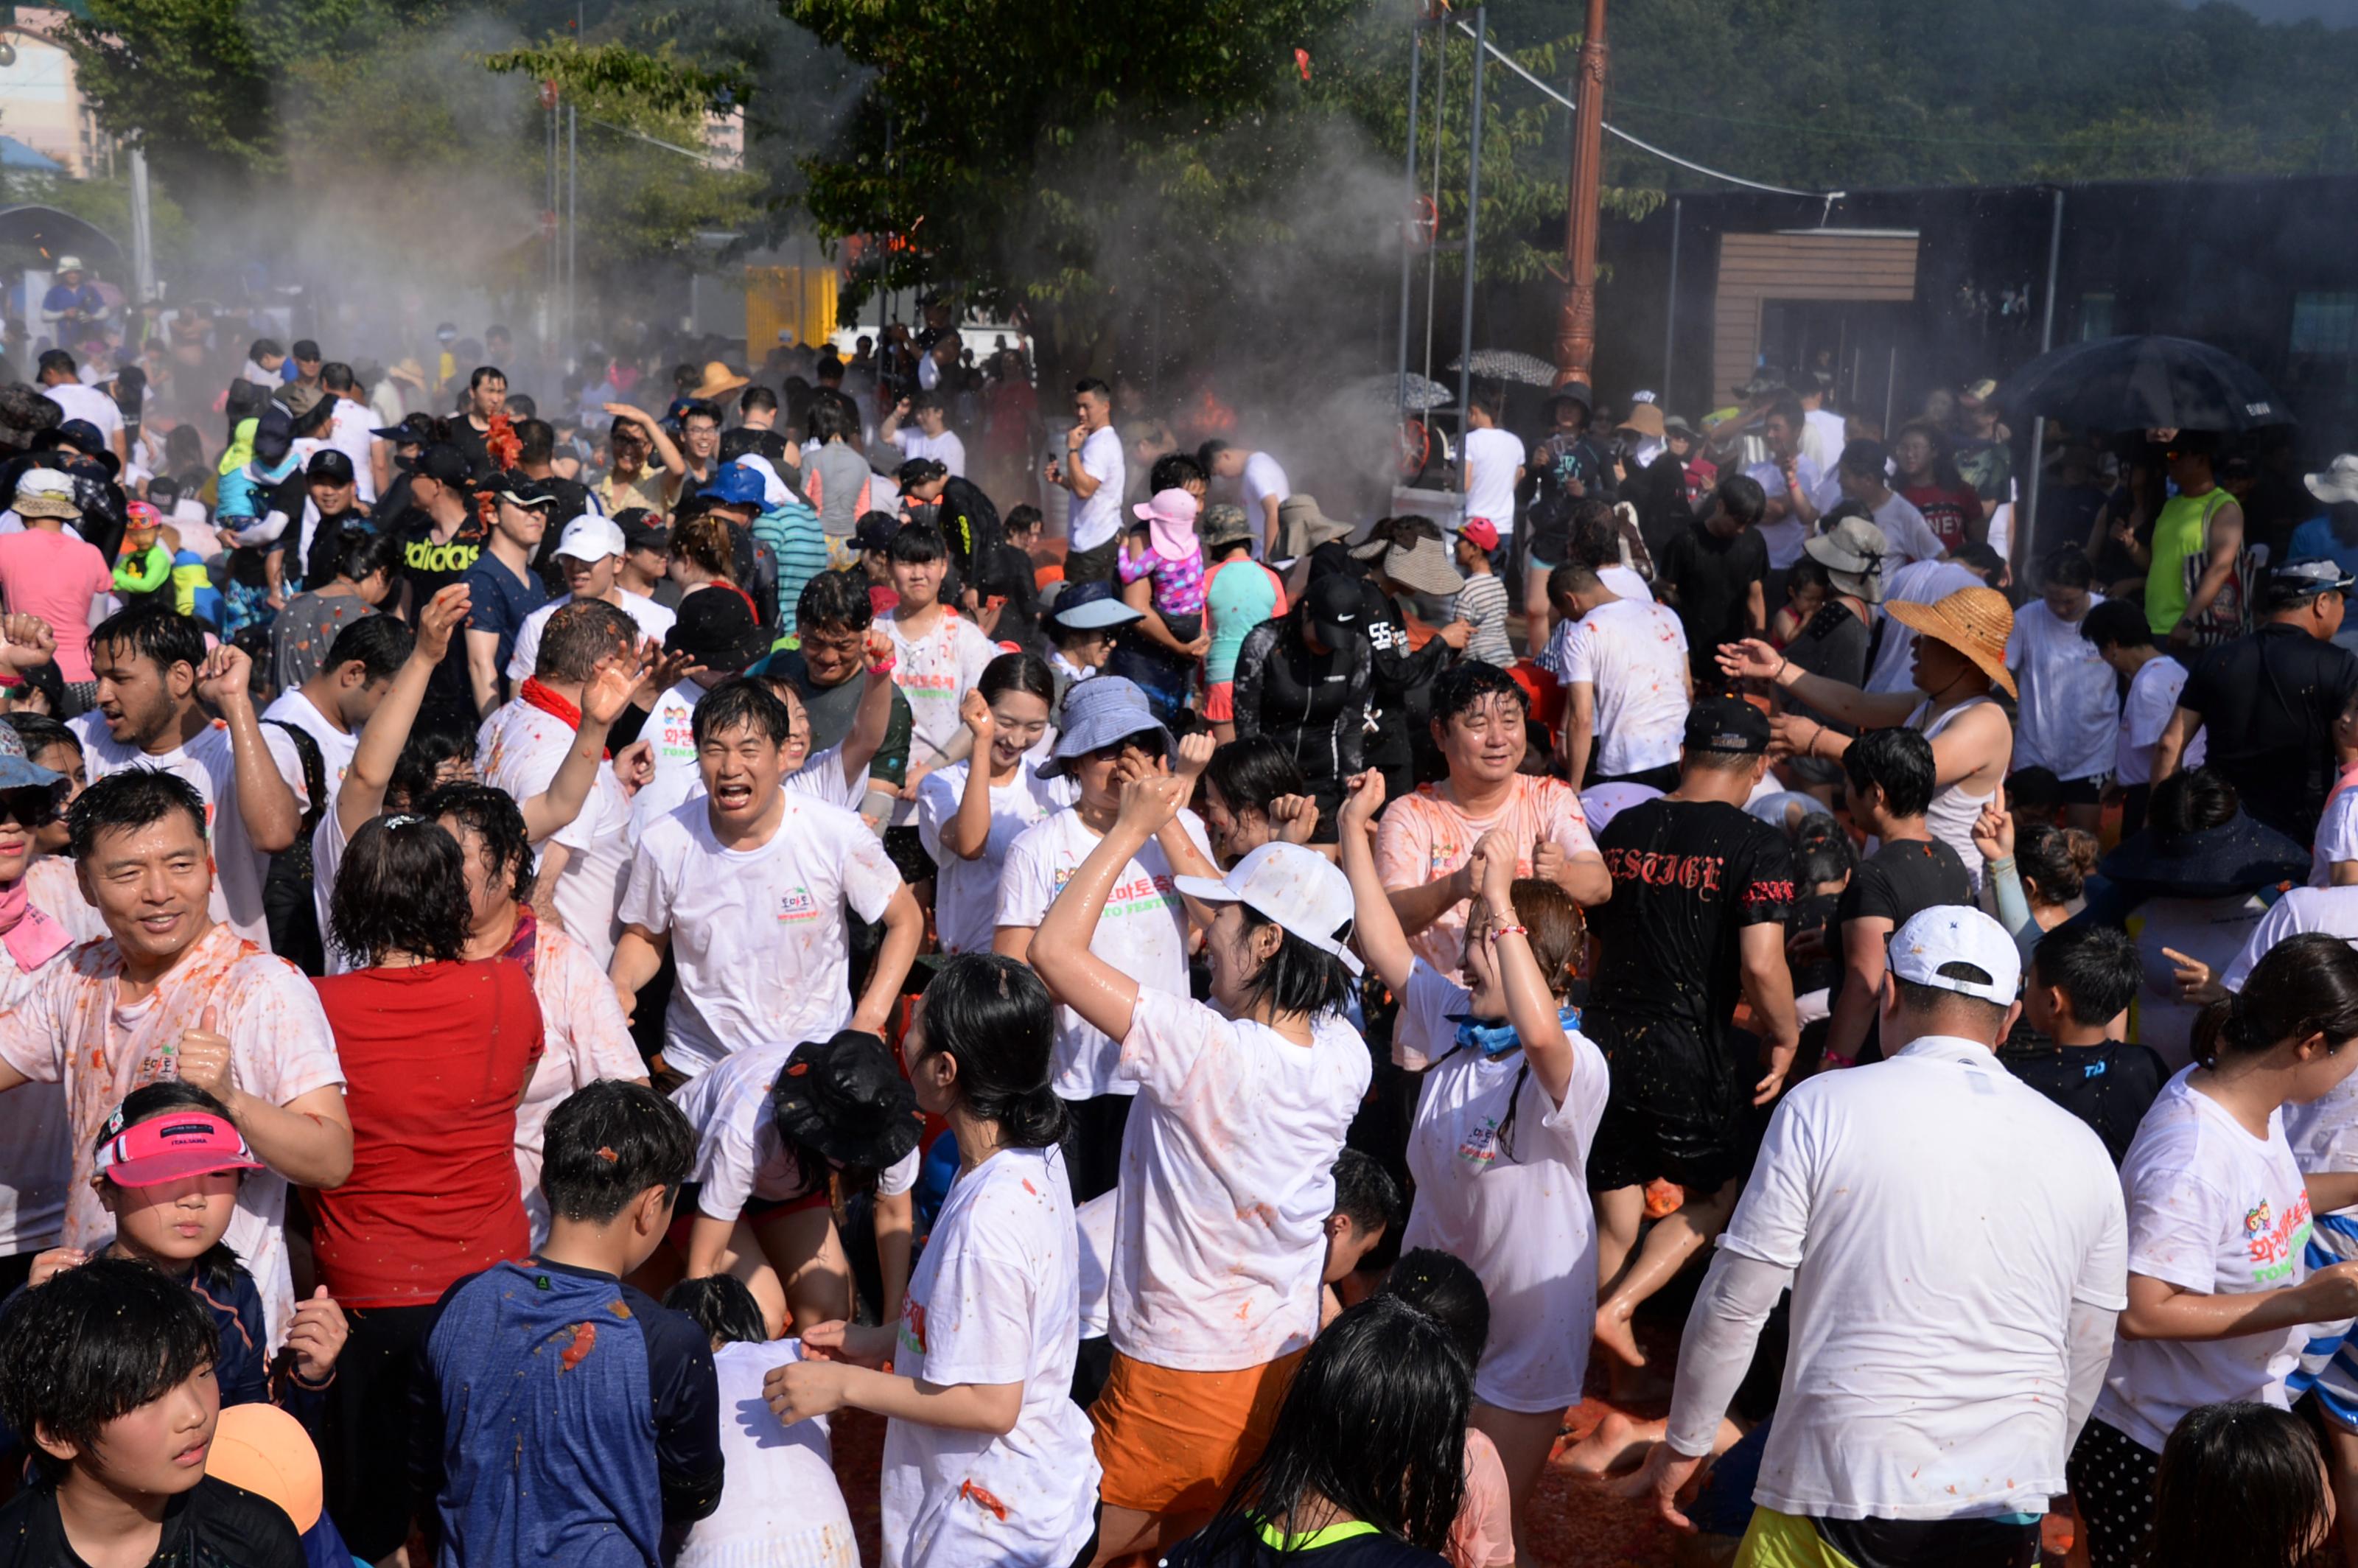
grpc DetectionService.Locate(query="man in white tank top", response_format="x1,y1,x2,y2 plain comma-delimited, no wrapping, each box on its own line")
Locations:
1720,586,2016,889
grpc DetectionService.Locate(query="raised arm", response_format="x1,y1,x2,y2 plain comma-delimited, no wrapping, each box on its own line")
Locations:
1725,635,1916,729
340,584,469,836
1030,772,1193,1045
1337,771,1413,995
834,631,898,788
197,643,301,854
515,643,649,843
1474,829,1579,1109
939,692,999,861
604,403,685,479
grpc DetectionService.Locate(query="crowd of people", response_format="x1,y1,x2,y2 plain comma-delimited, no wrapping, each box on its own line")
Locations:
2,303,2358,1568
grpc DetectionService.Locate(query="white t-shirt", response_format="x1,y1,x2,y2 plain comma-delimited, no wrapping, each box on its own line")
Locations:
890,427,968,480
1239,451,1290,553
1599,564,1652,603
631,745,872,843
23,857,104,948
324,397,378,504
680,1338,858,1568
884,608,1001,822
2221,886,2358,993
71,715,309,950
2317,780,2358,889
620,796,902,1079
514,923,643,1247
2130,892,2272,1071
881,1146,1100,1568
1870,491,1947,569
1075,1188,1117,1340
1068,426,1127,553
1746,453,1826,569
0,939,71,1256
477,699,634,970
672,1038,919,1220
2097,1070,2315,1453
2007,595,2119,783
995,808,1213,1100
1865,561,1987,695
1110,991,1372,1371
2119,654,2200,790
1721,1035,2126,1520
41,382,122,447
1801,407,1846,478
1577,782,1663,835
634,678,706,824
505,589,676,684
914,759,1074,957
1462,427,1525,537
1397,963,1610,1413
259,687,357,797
1561,598,1690,777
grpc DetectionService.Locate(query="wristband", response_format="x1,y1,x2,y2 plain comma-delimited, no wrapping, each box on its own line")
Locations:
1493,924,1529,939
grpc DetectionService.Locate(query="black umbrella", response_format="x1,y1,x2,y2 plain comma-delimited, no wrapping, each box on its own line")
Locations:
1992,335,2292,433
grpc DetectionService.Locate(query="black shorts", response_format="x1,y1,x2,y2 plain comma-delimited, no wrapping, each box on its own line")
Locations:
882,824,936,886
1583,1010,1748,1195
1590,761,1682,793
2055,773,2106,805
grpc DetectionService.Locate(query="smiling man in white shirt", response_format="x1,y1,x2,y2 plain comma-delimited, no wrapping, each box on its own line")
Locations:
1623,906,2127,1565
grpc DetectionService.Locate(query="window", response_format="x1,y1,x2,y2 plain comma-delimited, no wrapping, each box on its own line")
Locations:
2078,293,2115,342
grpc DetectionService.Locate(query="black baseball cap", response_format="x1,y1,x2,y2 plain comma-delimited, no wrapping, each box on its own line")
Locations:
372,411,439,445
1306,573,1366,651
619,513,668,554
1684,695,1771,755
414,444,471,486
854,512,900,553
306,449,354,483
663,584,768,673
492,476,561,510
291,339,321,361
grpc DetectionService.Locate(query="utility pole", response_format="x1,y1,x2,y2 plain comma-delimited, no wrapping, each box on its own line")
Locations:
1551,0,1608,388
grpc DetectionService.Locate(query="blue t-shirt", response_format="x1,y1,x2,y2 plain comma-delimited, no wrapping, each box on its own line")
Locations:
419,1259,722,1568
2288,515,2358,579
461,553,551,690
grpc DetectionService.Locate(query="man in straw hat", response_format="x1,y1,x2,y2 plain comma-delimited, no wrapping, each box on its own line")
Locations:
1721,585,2016,886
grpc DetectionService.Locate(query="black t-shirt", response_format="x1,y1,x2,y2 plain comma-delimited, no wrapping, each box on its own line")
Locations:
1659,520,1768,678
446,415,494,480
0,1475,306,1568
1782,601,1872,734
399,515,487,717
1833,837,1973,1056
1997,1037,2167,1167
2180,623,2358,844
1166,1519,1446,1568
1787,889,1844,996
1586,797,1797,1048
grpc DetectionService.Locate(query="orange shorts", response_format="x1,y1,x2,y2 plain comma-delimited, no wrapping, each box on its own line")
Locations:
1202,682,1236,724
1090,1347,1305,1516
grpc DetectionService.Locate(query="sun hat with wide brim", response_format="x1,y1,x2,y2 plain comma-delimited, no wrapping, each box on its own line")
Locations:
1373,528,1464,597
10,466,78,522
2307,454,2358,505
385,357,429,389
1040,674,1172,780
1802,515,1892,606
689,360,750,401
1276,494,1351,557
1882,586,2018,699
1616,402,1666,440
2099,811,2309,900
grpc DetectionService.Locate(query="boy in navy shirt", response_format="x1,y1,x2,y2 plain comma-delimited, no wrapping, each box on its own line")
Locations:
415,1079,723,1566
1996,921,2163,1166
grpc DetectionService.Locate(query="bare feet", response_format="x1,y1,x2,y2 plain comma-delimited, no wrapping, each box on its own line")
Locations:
1594,1298,1648,1368
1562,1410,1659,1479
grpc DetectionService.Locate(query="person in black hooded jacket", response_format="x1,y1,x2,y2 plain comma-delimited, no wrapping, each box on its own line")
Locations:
1231,573,1374,836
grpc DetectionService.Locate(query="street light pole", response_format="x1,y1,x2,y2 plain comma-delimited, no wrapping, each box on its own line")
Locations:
1551,0,1609,388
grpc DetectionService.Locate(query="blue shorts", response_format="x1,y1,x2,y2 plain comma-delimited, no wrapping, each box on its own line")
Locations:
2289,1208,2358,1429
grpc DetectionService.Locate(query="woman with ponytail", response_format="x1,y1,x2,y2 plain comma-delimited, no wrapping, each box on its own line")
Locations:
765,953,1100,1568
2070,933,2358,1568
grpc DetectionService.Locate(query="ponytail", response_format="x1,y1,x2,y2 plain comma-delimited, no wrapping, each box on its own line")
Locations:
915,953,1068,1149
2201,934,2358,1069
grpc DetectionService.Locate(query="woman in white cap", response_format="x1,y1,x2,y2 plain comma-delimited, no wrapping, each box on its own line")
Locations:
1029,772,1370,1567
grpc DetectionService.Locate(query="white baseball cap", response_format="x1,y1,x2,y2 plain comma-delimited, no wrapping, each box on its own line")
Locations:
553,514,626,563
1175,842,1362,976
1887,905,2020,1006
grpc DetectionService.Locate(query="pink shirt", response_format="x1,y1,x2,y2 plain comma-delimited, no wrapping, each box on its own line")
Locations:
0,528,114,682
1449,1427,1516,1568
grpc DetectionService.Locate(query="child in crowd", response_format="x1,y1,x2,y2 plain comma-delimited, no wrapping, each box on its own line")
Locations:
1995,922,2162,1166
1340,772,1606,1559
0,1256,307,1567
1378,1250,1515,1568
856,510,900,617
1449,519,1512,668
416,1080,724,1565
4,712,98,944
2149,1402,2336,1568
917,654,1073,957
662,1275,859,1568
1768,555,1830,648
1321,1149,1402,1327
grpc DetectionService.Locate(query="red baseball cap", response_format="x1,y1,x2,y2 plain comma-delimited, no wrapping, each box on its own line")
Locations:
1460,517,1500,551
94,1111,262,1188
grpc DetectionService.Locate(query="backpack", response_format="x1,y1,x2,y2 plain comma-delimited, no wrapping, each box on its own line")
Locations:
259,718,328,977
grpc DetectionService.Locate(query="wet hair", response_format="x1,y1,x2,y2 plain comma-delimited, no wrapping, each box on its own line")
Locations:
1004,504,1043,536
388,724,473,813
0,1255,220,1482
1378,1247,1490,1376
978,651,1055,709
797,567,874,634
2079,596,2156,653
1891,976,2012,1036
2029,922,2141,1029
2005,765,2065,818
2017,821,2099,904
1764,393,1805,431
468,365,506,392
94,1082,250,1298
540,1080,694,1225
1545,561,1595,603
887,521,947,566
1148,452,1206,494
1951,541,2007,584
328,813,472,967
320,611,413,682
1205,1295,1469,1553
319,362,356,393
1895,419,1969,491
1202,735,1310,822
1330,1148,1402,1242
88,604,206,683
1469,380,1506,420
1074,378,1110,404
678,398,721,430
35,348,74,379
664,1275,769,1348
914,954,1066,1147
2151,1401,2331,1568
2194,933,2358,1070
1785,555,1833,601
1430,659,1528,732
2147,768,2239,837
1561,497,1620,573
2043,550,2094,591
68,769,207,860
1229,904,1357,1023
1836,438,1890,480
513,418,556,466
1793,814,1856,886
740,385,780,416
806,396,853,444
1714,473,1768,529
307,518,404,592
668,516,739,585
1841,726,1937,819
533,598,635,683
690,677,794,749
419,781,537,906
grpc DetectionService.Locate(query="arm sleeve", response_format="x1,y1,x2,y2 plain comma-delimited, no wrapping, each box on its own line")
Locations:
1662,1248,1794,1456
1231,623,1276,741
1336,640,1370,777
646,1306,726,1527
2123,1155,2228,1295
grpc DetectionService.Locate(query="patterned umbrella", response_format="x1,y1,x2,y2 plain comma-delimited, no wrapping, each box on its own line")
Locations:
1343,373,1455,413
1446,349,1560,388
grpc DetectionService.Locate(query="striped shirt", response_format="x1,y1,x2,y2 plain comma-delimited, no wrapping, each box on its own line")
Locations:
753,495,830,637
1452,571,1513,666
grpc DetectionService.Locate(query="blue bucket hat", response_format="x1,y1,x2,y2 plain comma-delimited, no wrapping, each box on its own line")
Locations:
699,462,769,508
1040,676,1172,780
0,721,64,798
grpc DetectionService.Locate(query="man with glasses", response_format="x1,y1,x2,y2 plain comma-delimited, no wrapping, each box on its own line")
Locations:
668,399,724,505
597,404,685,519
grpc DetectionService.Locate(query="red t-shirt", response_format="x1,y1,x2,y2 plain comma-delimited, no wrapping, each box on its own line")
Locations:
1900,483,1984,553
308,959,544,1306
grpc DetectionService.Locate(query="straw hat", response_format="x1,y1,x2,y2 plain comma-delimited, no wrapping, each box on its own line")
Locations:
1882,587,2017,698
1372,528,1464,597
1615,402,1666,441
12,467,78,522
386,357,427,388
689,360,749,401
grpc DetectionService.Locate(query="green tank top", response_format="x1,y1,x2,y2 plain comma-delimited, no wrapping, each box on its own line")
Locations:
2144,487,2232,637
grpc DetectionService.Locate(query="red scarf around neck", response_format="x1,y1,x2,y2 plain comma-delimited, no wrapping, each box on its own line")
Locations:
519,678,611,760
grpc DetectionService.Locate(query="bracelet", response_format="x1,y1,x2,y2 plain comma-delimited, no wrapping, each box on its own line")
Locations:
1493,924,1529,939
1773,654,1790,683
